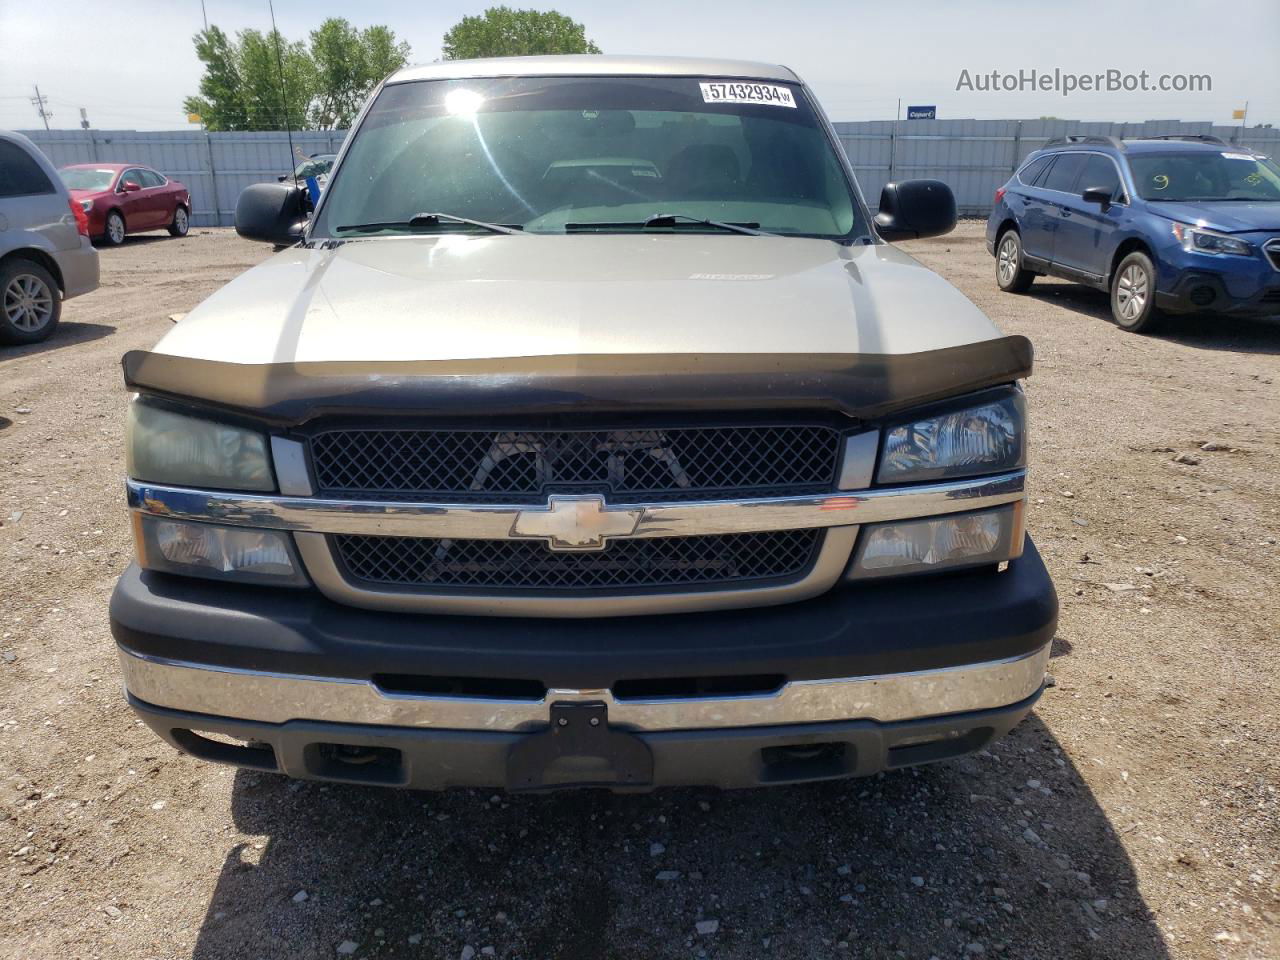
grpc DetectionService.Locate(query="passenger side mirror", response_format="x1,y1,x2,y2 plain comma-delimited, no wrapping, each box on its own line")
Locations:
235,182,309,246
1081,186,1112,210
121,180,141,193
874,179,957,242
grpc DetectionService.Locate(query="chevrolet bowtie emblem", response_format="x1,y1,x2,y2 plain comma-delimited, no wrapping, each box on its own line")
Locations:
511,495,644,551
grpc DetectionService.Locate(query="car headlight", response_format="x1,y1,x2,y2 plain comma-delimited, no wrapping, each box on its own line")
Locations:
132,515,306,586
127,400,274,491
1171,223,1252,257
79,199,93,213
846,504,1024,580
877,391,1025,484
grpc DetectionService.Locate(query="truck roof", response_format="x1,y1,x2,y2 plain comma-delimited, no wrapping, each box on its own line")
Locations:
388,55,799,85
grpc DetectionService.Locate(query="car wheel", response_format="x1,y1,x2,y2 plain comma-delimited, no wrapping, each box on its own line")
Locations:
995,230,1035,293
1111,251,1161,332
103,210,126,246
168,205,189,237
0,259,61,345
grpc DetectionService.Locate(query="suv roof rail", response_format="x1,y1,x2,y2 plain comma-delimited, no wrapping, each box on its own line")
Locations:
1041,135,1125,151
1140,134,1228,145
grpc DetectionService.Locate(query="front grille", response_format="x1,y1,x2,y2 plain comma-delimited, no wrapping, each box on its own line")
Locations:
334,530,822,591
311,425,841,503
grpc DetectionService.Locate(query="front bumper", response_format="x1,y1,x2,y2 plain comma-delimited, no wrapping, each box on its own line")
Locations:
1154,239,1280,317
110,539,1057,789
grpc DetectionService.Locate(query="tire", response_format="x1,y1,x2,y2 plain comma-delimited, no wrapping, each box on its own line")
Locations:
995,229,1035,293
168,205,189,237
0,259,61,345
1110,251,1161,332
102,210,126,246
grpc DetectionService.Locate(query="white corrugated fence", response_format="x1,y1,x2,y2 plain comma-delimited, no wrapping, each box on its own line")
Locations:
19,120,1280,225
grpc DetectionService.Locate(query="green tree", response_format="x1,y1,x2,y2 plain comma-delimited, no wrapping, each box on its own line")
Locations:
185,20,411,131
236,28,316,130
441,6,601,60
183,26,248,130
309,18,411,129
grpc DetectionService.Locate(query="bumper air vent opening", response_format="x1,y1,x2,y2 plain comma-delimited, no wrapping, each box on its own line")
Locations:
373,674,546,700
886,727,994,768
613,674,786,700
172,729,278,771
305,743,407,785
758,741,853,783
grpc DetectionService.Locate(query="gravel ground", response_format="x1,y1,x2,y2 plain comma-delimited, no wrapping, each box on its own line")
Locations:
1,224,1277,960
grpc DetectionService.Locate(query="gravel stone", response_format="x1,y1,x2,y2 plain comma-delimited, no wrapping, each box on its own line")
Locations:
695,919,720,936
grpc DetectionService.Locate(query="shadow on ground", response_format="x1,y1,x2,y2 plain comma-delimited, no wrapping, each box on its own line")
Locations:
1025,283,1280,355
0,321,116,360
189,716,1169,960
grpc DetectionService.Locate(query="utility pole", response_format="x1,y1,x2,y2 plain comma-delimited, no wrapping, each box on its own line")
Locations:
200,0,208,30
79,107,91,130
30,85,51,130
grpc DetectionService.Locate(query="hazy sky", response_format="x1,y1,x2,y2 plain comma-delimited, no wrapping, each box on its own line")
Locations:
1,0,1277,131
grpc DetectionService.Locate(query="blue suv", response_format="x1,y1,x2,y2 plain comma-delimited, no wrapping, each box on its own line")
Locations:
986,135,1280,332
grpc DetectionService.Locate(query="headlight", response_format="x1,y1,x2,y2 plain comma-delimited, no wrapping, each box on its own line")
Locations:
79,199,93,213
846,504,1024,580
1171,223,1252,257
133,515,306,586
878,391,1025,484
127,400,273,491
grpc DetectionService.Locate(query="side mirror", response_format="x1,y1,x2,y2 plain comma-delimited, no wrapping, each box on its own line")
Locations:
235,182,309,246
1081,186,1112,210
874,179,957,242
121,180,141,193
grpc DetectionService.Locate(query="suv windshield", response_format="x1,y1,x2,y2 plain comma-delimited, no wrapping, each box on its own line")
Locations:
1129,150,1280,202
313,76,861,238
59,167,117,191
294,156,335,179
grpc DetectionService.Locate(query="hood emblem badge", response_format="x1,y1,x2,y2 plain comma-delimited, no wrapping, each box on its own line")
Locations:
511,495,644,552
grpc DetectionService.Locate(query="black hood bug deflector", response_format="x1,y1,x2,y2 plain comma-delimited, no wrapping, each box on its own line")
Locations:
122,336,1033,427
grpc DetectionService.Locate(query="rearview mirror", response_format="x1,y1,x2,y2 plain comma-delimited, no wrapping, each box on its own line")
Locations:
874,179,957,242
235,182,309,246
1081,186,1112,209
121,180,141,193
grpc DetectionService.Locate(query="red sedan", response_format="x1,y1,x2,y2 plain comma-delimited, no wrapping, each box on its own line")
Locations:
58,164,191,246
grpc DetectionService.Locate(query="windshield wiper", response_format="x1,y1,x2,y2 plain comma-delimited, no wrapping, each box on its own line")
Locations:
336,212,522,235
564,213,774,236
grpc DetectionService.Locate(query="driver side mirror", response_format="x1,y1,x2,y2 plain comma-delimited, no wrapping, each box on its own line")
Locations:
121,180,141,193
1081,186,1113,210
235,182,309,246
875,179,957,242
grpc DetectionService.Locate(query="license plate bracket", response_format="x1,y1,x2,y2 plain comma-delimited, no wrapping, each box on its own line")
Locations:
506,701,653,791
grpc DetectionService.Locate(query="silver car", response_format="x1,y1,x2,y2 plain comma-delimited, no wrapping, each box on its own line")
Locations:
0,130,99,344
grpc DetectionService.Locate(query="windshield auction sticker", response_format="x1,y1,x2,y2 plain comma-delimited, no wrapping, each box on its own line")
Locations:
699,82,796,107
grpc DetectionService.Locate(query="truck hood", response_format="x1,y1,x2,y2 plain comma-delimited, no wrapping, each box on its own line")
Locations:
1147,200,1280,233
154,234,1002,364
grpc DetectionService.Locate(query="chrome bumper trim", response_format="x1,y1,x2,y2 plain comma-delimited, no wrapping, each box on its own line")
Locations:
118,642,1050,732
125,471,1027,540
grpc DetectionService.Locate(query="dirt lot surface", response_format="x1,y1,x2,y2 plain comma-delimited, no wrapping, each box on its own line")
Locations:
1,224,1276,960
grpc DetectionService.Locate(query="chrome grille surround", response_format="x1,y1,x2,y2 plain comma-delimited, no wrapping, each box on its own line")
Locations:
126,469,1026,617
309,425,842,503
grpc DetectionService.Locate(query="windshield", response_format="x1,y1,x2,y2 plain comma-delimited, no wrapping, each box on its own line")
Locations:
59,167,117,191
313,76,861,238
294,156,335,179
1129,151,1280,201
